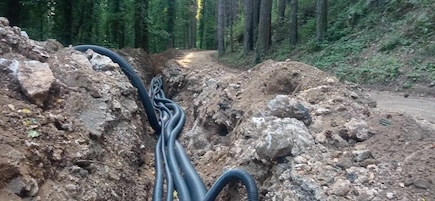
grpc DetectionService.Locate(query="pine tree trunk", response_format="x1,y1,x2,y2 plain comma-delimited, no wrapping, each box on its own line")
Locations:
5,0,21,26
289,0,298,46
230,0,234,52
257,0,272,52
243,0,253,56
198,0,206,49
167,0,176,48
218,0,225,57
316,0,327,41
278,0,286,23
64,0,73,45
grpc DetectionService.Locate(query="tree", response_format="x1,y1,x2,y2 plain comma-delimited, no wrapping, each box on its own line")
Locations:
257,0,272,56
135,0,150,52
3,0,21,26
229,0,235,52
217,0,225,56
316,0,327,41
278,0,286,23
289,0,298,46
167,0,176,48
243,0,253,55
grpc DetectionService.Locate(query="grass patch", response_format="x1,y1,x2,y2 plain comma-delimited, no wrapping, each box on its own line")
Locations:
335,55,401,84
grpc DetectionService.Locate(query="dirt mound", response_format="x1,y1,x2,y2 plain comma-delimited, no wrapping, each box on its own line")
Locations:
116,47,160,84
161,51,435,201
151,48,184,68
0,18,155,200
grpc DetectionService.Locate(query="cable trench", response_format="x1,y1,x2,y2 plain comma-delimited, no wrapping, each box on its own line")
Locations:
74,45,259,201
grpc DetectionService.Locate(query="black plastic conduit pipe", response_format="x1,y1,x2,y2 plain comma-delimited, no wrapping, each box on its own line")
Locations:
73,45,258,201
74,45,160,132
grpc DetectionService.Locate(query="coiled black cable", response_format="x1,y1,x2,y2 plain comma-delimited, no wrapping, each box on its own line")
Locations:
74,45,258,201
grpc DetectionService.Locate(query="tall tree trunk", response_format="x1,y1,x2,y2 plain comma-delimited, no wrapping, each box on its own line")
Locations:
167,0,176,48
134,0,149,52
143,0,149,52
243,0,253,55
217,0,225,57
289,0,298,46
316,0,327,41
230,0,234,52
257,0,272,53
5,0,21,26
252,0,260,30
252,0,261,42
64,0,73,45
198,0,206,49
134,0,143,48
190,16,196,48
278,0,286,23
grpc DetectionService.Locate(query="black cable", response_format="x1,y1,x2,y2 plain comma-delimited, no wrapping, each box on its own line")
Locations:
73,45,259,201
203,169,259,201
74,45,160,132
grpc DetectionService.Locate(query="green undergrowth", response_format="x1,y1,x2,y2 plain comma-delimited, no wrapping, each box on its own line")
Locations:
220,0,435,87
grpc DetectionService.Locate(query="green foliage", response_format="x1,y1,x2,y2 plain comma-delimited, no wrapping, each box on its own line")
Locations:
335,55,401,84
379,35,411,52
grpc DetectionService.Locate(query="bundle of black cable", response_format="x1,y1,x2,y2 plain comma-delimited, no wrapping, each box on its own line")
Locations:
74,45,258,201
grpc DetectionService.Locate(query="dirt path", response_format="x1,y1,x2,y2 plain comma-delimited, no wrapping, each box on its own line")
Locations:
368,91,435,122
178,50,435,130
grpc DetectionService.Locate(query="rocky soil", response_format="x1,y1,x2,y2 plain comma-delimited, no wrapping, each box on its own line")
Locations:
0,16,434,201
165,51,435,201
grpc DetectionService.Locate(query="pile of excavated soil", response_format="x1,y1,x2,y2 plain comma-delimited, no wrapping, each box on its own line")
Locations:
0,18,158,200
151,48,184,68
162,51,434,201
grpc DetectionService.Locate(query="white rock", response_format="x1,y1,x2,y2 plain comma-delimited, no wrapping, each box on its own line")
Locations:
294,156,308,164
17,60,55,106
330,178,351,196
242,116,314,159
386,192,395,199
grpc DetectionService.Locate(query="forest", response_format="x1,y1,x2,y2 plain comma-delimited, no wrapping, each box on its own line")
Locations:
1,0,434,86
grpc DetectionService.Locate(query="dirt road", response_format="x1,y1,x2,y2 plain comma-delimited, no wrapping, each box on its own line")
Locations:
368,91,435,125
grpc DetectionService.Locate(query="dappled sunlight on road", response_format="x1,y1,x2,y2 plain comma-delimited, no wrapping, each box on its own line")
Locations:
178,52,195,68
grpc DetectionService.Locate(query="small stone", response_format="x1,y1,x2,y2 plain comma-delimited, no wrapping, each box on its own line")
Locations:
386,192,395,199
350,91,359,99
0,17,9,26
325,77,337,85
315,133,326,144
352,150,373,162
344,118,372,141
399,182,405,188
89,52,119,71
330,178,351,196
267,95,312,126
315,108,331,116
413,179,430,189
65,184,77,192
205,79,218,88
429,81,435,87
336,156,353,170
293,156,307,164
20,31,29,38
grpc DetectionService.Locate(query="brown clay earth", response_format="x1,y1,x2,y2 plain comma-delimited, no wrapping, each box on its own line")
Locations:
173,50,435,200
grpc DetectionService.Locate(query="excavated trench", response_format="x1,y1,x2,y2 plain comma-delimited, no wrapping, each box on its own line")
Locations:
0,17,434,201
